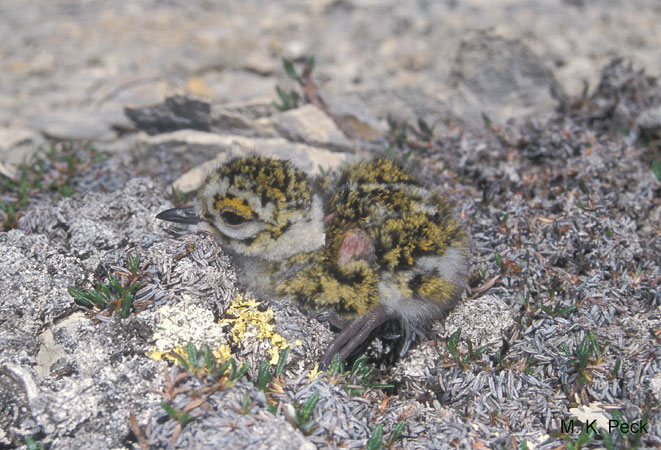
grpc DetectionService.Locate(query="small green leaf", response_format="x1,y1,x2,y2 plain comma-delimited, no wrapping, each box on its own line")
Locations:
578,178,589,194
558,306,576,316
481,112,493,128
119,292,132,318
201,344,213,370
161,401,192,423
99,283,112,301
494,252,503,271
283,59,298,80
275,347,289,377
417,117,433,140
587,331,600,358
242,394,252,414
387,421,406,444
128,254,141,274
89,289,109,305
302,392,319,421
290,90,300,106
611,358,621,377
610,410,627,439
230,361,250,383
212,360,231,379
477,265,486,279
351,355,367,378
472,345,489,359
652,158,661,181
446,328,461,359
328,354,343,376
525,356,537,374
174,352,190,371
108,275,126,296
24,435,43,450
600,429,615,450
257,361,271,391
68,287,94,307
367,424,383,450
128,282,145,295
276,86,290,104
186,342,199,369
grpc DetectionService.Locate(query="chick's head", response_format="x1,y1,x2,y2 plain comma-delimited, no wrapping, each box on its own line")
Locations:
197,157,325,261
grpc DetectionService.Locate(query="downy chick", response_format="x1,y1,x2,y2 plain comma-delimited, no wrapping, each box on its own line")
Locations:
157,156,468,367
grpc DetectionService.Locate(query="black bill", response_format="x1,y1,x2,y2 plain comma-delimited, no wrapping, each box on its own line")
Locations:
156,206,203,225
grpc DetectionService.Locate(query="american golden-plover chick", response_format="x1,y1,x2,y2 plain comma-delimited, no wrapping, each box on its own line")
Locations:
157,156,468,368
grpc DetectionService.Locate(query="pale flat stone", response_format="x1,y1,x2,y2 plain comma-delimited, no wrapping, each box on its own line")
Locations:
260,104,354,152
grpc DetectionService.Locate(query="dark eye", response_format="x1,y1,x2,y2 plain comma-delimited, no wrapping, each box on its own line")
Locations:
221,211,247,226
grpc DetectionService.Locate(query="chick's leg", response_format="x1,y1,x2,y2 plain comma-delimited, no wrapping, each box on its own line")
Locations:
320,305,388,369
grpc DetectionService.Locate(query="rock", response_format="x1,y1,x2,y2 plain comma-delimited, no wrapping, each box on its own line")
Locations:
211,108,254,130
0,127,46,179
636,105,661,140
635,105,661,164
257,104,354,152
125,95,214,135
447,30,565,125
445,294,514,347
324,95,385,141
194,69,278,103
218,98,277,121
27,109,117,141
353,86,456,131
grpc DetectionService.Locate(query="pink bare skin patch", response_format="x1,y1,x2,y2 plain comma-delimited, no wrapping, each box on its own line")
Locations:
337,229,375,266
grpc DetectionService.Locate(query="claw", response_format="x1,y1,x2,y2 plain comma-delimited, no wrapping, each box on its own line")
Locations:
320,305,388,369
400,322,425,357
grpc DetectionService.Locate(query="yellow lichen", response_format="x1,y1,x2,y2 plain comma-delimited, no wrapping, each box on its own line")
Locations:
220,294,290,364
307,363,322,381
147,343,231,367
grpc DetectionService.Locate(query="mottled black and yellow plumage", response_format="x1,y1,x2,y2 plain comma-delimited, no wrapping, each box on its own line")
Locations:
158,156,468,367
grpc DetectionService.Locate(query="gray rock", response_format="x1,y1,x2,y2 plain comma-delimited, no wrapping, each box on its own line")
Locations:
27,109,117,141
218,98,278,121
636,105,661,139
257,104,354,152
125,95,214,135
195,69,279,104
446,294,514,347
324,94,386,140
447,30,565,125
0,127,46,179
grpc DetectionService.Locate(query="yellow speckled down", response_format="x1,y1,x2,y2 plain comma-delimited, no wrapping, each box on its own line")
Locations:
277,159,466,316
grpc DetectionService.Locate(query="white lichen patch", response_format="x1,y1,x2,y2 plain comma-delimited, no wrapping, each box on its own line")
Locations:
148,295,230,361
